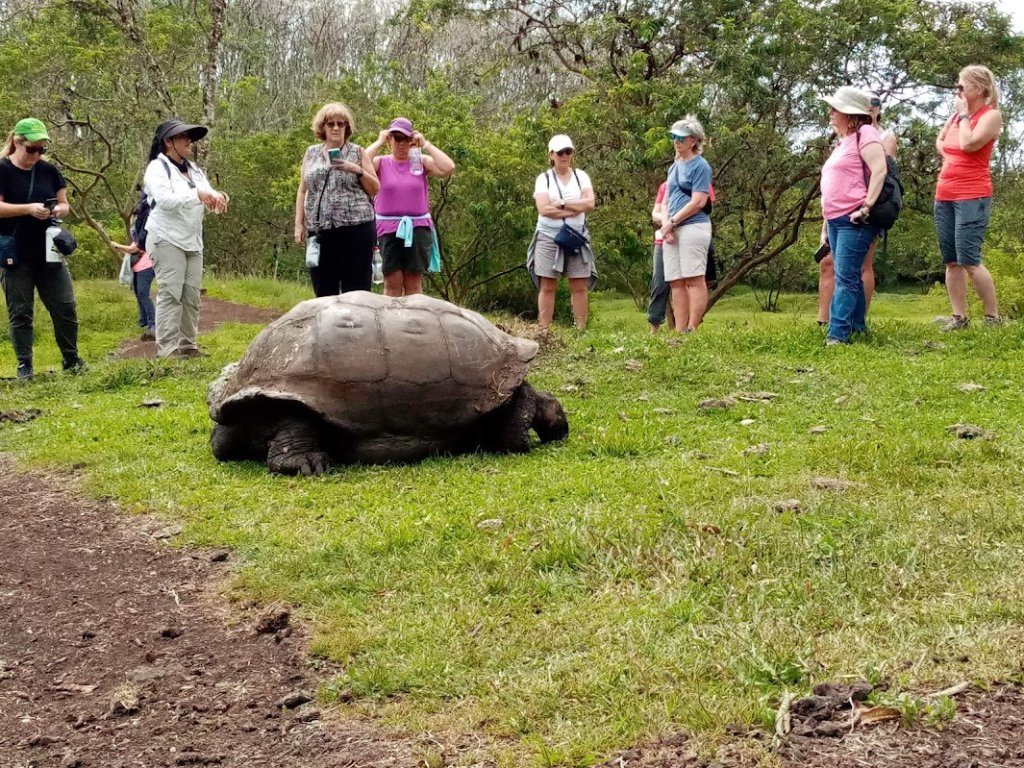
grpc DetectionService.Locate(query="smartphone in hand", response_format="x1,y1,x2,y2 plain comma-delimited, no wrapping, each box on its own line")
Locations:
813,243,831,263
44,197,58,211
328,148,342,163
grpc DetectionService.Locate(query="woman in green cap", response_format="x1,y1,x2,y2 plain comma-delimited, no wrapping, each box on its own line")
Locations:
0,117,83,380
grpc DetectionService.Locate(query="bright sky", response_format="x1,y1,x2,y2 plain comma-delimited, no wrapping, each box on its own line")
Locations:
995,0,1023,30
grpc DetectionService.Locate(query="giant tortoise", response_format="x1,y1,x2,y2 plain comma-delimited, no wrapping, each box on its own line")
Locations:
207,292,568,475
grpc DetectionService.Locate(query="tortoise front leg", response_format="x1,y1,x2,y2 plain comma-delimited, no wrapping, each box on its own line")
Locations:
481,384,537,454
266,417,331,476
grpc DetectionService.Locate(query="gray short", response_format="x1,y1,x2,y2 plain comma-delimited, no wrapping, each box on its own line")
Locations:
379,228,431,275
532,232,591,279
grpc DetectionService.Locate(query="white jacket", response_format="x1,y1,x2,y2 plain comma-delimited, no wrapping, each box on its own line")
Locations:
142,154,214,252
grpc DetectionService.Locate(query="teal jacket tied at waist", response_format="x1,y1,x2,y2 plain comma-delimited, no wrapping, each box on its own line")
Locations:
376,213,441,273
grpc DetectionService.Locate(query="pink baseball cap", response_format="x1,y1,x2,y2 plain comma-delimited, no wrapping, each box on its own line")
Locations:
388,117,414,136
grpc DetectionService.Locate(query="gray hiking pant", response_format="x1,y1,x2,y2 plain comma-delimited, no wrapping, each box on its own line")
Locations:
150,239,203,358
1,259,80,367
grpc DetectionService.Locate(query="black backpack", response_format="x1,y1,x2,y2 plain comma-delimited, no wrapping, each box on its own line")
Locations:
855,128,903,230
131,158,173,251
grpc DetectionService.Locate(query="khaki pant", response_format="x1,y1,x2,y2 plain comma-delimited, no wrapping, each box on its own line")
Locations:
150,239,202,357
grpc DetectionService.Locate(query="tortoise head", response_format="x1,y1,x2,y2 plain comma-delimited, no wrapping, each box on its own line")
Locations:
532,389,568,443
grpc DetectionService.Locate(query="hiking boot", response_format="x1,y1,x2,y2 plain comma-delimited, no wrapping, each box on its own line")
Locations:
940,315,970,332
63,358,87,374
175,346,210,359
16,362,33,381
983,315,1004,327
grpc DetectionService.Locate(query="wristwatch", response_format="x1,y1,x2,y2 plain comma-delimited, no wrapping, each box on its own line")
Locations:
958,114,970,122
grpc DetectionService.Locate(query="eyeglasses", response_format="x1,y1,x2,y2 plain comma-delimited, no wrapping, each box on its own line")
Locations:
555,148,573,156
325,120,348,129
23,144,47,155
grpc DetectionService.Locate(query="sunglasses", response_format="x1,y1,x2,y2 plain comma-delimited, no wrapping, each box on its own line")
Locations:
23,144,47,155
325,120,348,129
669,133,689,141
390,133,413,142
555,148,573,156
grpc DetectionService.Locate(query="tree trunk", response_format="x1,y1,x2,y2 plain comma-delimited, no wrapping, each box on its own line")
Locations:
198,0,227,164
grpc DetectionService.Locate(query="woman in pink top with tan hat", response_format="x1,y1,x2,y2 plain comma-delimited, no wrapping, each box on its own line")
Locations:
818,86,887,346
365,117,455,297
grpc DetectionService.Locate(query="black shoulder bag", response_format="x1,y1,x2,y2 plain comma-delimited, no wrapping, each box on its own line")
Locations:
548,170,590,255
855,128,903,231
0,162,36,269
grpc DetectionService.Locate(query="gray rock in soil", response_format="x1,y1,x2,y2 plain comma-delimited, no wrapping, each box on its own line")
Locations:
276,691,313,709
790,695,835,720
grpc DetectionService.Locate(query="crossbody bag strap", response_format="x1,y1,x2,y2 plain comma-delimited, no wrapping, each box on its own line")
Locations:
311,146,333,234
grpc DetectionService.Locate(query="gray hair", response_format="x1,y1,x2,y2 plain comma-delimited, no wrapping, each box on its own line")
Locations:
670,116,706,153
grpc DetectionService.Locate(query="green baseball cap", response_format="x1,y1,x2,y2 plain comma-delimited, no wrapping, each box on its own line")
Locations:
14,118,50,142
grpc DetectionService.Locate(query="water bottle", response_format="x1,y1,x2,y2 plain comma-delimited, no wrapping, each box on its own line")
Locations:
372,245,384,285
409,147,423,176
45,224,63,264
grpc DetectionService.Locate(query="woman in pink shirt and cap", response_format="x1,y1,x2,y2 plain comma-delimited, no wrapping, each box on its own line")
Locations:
365,117,455,297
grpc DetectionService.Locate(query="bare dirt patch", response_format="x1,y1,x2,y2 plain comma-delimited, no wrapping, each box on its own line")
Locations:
598,682,1024,768
115,296,281,359
0,456,424,768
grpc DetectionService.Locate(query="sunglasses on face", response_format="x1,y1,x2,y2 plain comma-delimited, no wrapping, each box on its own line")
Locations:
325,120,348,129
391,133,413,142
555,148,573,156
669,133,688,141
23,144,47,155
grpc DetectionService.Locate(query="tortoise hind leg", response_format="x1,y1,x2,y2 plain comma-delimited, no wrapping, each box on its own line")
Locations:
266,417,332,476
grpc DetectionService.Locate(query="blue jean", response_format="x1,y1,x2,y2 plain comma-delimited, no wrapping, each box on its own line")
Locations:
827,216,879,342
934,198,990,267
133,266,156,331
648,240,716,326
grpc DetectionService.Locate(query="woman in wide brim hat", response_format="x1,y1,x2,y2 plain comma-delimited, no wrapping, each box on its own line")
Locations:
817,90,899,327
143,117,228,358
817,86,887,346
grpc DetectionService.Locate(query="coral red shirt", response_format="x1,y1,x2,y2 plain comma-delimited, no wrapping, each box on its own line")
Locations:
935,105,996,202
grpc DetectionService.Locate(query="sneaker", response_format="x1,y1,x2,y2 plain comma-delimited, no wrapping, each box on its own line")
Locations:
983,315,1004,327
825,337,846,346
63,358,87,374
140,329,156,341
16,362,33,381
940,315,970,332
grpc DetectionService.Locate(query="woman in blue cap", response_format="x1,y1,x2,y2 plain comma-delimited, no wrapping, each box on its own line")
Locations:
0,117,83,380
143,118,228,358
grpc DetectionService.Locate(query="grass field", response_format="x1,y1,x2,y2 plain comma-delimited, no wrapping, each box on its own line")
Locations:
3,279,1024,766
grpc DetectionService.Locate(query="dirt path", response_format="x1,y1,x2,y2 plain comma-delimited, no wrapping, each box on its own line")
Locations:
115,296,281,358
0,458,423,768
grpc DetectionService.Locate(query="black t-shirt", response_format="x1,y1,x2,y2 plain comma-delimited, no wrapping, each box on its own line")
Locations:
0,158,67,263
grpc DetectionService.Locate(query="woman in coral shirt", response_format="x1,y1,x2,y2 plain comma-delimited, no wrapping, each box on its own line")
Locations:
934,65,1003,331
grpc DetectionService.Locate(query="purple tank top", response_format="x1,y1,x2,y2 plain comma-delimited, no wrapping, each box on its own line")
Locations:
374,156,431,237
